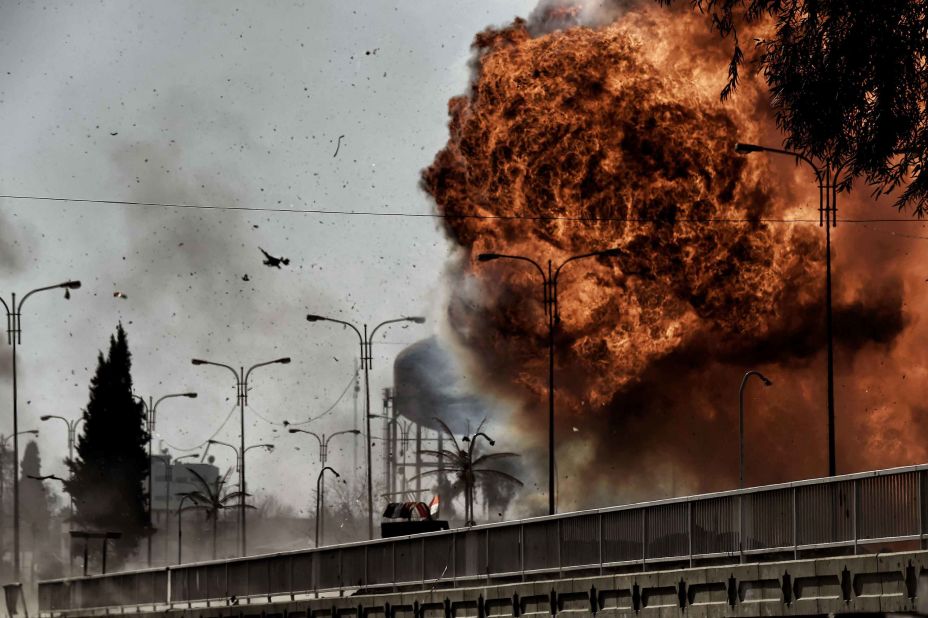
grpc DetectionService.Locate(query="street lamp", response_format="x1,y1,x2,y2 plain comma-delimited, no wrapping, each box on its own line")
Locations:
176,493,196,565
315,467,339,547
192,357,290,556
40,414,85,517
368,413,414,496
735,142,851,476
477,249,636,515
288,428,359,545
39,415,84,463
738,370,772,489
1,279,80,575
132,391,197,566
306,314,425,539
206,439,274,550
460,430,495,525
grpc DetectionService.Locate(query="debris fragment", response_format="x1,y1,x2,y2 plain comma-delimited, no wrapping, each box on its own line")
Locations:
333,134,345,157
259,247,290,268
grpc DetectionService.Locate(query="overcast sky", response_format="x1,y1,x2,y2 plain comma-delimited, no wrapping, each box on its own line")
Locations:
0,0,538,515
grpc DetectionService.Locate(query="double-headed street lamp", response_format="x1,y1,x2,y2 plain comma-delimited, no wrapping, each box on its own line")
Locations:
477,249,635,515
288,427,359,545
735,142,851,476
314,466,339,547
39,415,84,463
306,314,425,539
1,279,81,575
192,357,290,556
205,438,275,554
132,392,197,566
460,430,495,526
738,371,773,489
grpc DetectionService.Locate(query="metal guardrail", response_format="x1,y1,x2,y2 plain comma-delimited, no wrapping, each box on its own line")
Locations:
37,464,928,614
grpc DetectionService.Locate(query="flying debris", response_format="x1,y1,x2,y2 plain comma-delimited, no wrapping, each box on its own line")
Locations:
333,134,345,158
242,274,250,282
109,131,118,136
113,292,128,299
259,247,290,268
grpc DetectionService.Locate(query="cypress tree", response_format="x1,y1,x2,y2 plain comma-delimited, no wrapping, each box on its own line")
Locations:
65,324,149,562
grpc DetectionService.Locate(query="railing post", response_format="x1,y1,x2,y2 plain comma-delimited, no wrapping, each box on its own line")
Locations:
598,513,604,575
792,487,798,560
687,502,693,568
642,508,647,571
165,567,171,608
853,478,859,555
738,495,744,564
557,519,562,574
421,538,426,584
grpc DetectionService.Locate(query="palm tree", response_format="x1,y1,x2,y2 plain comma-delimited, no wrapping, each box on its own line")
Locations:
178,467,247,559
413,418,522,525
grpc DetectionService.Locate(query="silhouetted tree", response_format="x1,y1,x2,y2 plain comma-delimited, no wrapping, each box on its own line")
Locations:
65,324,149,563
658,0,928,214
21,441,51,539
179,468,245,559
413,418,522,525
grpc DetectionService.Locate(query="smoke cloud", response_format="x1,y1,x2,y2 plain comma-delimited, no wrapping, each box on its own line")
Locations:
422,1,913,510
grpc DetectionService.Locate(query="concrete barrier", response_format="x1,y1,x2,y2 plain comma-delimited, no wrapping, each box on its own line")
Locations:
39,550,928,618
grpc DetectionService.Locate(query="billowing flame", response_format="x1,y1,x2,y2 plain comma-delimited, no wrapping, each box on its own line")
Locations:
422,2,912,510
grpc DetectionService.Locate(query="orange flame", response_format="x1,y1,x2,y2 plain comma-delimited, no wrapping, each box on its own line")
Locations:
422,3,914,510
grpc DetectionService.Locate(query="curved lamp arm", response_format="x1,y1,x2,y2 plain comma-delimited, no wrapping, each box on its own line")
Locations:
288,428,323,449
369,317,425,343
244,358,291,384
18,280,81,311
306,315,364,347
477,253,547,283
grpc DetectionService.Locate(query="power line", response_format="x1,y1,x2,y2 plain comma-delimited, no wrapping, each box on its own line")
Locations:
160,401,239,453
2,192,927,224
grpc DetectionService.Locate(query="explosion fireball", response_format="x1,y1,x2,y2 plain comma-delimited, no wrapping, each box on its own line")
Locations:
422,2,910,510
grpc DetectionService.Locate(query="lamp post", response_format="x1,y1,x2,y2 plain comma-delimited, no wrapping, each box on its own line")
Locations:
176,493,195,565
192,357,290,556
368,414,413,497
163,453,198,563
306,314,425,539
133,392,197,567
1,279,81,576
477,249,635,515
738,371,772,489
460,431,495,525
40,415,84,517
735,142,851,476
205,438,274,554
288,428,359,545
315,467,339,547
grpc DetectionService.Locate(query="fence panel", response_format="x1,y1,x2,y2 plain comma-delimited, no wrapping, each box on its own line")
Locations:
647,503,688,560
317,549,342,589
454,530,486,578
560,514,599,568
169,568,187,603
290,552,315,593
796,481,853,545
341,546,367,588
692,496,738,555
858,472,919,540
423,534,454,580
743,488,793,551
267,556,292,594
226,560,249,599
366,543,393,585
487,526,521,574
522,520,558,572
602,509,643,564
394,539,423,583
188,566,209,602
